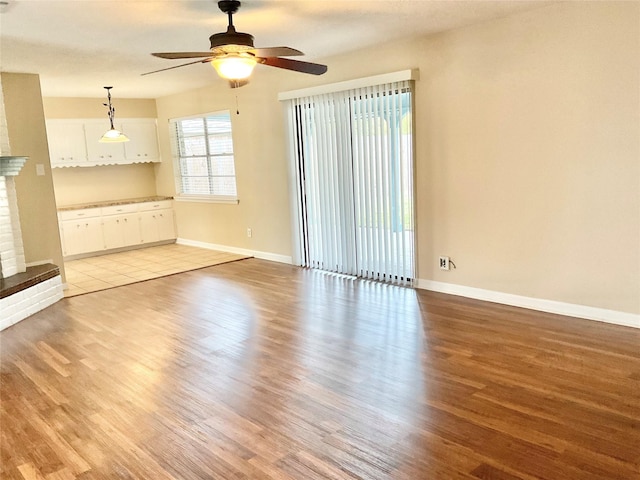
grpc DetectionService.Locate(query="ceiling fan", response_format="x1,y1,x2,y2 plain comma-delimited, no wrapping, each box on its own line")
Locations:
143,0,327,88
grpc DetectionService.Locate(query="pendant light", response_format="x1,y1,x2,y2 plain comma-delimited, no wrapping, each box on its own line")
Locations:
99,86,129,143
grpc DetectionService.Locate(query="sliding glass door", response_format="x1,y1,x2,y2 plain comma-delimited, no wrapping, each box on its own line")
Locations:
287,80,415,286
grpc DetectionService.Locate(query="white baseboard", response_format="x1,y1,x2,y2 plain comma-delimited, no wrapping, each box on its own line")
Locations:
176,238,293,265
416,279,639,329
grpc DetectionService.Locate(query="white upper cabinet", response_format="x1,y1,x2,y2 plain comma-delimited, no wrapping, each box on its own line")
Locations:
46,118,160,168
122,122,160,162
46,121,88,167
83,122,126,164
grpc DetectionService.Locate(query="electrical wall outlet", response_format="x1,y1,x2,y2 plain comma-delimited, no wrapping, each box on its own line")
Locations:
247,228,252,238
439,256,450,271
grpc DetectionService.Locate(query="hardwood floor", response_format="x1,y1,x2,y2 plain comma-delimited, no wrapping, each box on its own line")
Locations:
1,258,638,479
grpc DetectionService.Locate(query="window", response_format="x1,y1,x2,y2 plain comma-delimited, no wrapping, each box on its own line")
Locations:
170,111,238,201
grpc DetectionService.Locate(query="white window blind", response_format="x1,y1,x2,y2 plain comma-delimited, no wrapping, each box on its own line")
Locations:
169,111,238,199
286,80,415,286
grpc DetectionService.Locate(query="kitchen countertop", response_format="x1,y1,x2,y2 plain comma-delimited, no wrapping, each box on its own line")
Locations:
57,196,173,211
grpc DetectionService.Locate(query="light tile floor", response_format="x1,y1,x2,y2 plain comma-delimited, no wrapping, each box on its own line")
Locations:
63,244,250,297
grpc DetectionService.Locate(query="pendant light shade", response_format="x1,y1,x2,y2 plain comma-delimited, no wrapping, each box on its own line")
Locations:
99,86,129,143
99,128,129,143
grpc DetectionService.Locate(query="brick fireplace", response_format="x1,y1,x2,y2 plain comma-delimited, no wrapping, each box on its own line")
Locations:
0,156,27,278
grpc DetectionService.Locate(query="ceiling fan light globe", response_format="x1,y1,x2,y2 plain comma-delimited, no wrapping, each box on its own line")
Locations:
99,129,130,143
211,54,257,80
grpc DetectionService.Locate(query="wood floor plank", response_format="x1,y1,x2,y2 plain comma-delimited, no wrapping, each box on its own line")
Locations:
1,258,639,479
16,462,47,480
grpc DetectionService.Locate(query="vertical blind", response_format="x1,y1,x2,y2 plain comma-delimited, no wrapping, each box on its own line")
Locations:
286,80,415,286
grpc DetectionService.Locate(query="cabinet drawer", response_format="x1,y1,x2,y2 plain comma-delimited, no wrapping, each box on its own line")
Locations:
58,208,102,221
102,204,139,216
139,200,173,211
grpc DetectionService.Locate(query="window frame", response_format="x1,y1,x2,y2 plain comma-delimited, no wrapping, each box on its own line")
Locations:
170,110,239,204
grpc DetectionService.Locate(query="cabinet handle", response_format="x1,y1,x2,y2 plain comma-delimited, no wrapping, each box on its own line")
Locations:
100,155,104,158
108,155,112,158
137,154,141,157
116,209,123,212
124,218,128,222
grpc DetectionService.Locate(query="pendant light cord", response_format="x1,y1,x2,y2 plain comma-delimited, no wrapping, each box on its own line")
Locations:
103,86,116,130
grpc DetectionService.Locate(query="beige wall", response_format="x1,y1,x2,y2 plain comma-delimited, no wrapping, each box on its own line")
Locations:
43,97,158,206
43,97,157,119
416,2,639,315
51,164,158,206
1,73,64,275
154,80,293,255
155,2,639,315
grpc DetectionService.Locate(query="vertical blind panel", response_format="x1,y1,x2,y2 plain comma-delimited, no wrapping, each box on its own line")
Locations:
294,93,354,275
289,80,414,285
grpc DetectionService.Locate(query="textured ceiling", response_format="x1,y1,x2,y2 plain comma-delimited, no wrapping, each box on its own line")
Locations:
0,0,552,99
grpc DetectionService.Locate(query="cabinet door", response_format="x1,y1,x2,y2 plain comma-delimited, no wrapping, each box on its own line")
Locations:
61,218,104,255
83,218,105,253
122,122,159,162
139,209,176,243
46,122,88,167
156,210,176,241
121,214,142,247
84,123,126,165
103,214,142,249
60,220,85,256
103,216,126,249
139,211,160,243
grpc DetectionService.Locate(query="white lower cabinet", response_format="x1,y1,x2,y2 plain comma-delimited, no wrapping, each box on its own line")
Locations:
139,209,175,243
60,217,105,256
103,214,142,249
58,201,175,258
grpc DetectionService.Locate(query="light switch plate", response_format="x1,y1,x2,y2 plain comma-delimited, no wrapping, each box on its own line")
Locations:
36,164,45,176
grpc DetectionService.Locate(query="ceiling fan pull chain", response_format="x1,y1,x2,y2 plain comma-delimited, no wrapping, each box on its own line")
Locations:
236,93,240,115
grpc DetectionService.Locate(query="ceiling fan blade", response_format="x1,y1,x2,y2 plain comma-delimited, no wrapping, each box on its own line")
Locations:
152,52,214,59
141,59,211,76
250,47,303,57
258,57,327,76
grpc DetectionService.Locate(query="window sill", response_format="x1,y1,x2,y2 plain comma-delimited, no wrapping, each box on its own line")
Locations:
175,195,239,205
